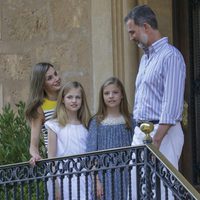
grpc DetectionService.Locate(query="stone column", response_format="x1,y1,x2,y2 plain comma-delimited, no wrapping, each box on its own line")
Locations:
91,0,138,112
122,0,139,108
91,0,114,112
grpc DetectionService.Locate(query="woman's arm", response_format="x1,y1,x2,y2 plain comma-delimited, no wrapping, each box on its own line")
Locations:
29,107,44,165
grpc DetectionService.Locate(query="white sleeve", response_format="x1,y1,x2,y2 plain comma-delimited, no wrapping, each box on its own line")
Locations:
45,120,60,135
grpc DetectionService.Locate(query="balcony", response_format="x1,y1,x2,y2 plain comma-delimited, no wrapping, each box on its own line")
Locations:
0,143,200,200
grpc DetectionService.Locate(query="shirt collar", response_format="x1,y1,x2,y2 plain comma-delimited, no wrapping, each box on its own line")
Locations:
144,37,168,56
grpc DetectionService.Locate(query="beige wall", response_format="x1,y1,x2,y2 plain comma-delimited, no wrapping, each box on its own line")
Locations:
0,0,172,114
91,0,172,112
0,0,93,112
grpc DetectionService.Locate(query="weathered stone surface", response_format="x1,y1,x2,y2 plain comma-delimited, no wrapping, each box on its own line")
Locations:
0,0,172,114
50,0,90,34
3,80,29,106
2,1,49,41
0,54,31,80
0,0,92,111
35,37,90,70
0,5,2,40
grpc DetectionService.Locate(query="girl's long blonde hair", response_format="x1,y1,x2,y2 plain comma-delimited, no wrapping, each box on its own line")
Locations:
95,77,132,129
53,81,91,128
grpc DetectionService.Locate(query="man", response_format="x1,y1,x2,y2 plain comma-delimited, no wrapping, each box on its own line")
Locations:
124,5,186,199
125,4,185,169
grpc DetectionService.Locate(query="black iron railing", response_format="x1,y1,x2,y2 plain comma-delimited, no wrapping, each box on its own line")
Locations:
0,145,200,200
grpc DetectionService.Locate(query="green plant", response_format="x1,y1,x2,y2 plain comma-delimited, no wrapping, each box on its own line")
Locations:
0,101,47,198
0,101,31,165
0,101,45,165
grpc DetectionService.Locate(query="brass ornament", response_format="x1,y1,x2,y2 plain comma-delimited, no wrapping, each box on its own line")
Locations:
140,122,154,144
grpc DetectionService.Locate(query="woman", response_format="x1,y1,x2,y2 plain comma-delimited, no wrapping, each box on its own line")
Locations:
25,62,61,164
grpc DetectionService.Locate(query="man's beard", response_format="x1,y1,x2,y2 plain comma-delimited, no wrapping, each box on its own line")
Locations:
137,33,148,49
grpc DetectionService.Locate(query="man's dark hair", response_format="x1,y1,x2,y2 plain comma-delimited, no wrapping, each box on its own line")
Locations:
124,5,158,29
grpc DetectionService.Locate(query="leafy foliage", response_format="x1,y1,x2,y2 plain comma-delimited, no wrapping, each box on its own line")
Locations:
0,101,47,165
0,101,31,165
0,101,47,198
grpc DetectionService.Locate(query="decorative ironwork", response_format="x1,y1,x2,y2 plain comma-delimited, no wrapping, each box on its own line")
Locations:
0,145,200,200
140,122,154,144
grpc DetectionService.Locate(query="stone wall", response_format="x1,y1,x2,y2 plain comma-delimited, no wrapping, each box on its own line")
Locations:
0,0,93,112
0,0,172,114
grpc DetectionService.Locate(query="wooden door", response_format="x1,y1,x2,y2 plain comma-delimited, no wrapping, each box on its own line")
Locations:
173,0,200,190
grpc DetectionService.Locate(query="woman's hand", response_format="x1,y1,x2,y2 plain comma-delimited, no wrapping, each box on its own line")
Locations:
29,154,42,166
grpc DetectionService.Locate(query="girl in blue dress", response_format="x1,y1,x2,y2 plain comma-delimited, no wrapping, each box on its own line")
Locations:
87,77,135,200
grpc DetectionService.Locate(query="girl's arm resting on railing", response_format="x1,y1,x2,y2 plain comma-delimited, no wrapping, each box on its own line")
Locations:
92,172,103,199
48,128,61,200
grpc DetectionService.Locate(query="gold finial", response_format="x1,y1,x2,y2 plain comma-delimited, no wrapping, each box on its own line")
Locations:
140,122,154,144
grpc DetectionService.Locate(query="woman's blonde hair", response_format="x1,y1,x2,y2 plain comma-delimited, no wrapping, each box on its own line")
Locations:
53,81,91,127
95,77,132,129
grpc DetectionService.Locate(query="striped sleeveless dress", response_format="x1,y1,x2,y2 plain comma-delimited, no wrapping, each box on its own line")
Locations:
41,98,57,148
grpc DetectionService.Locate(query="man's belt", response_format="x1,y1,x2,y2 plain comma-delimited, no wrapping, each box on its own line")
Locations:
136,120,159,127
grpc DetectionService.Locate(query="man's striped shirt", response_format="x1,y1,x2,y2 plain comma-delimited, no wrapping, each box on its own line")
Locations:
133,37,186,125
